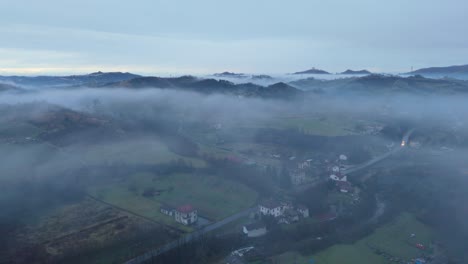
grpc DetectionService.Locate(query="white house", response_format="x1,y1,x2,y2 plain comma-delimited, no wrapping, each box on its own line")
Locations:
298,160,311,169
332,166,340,173
339,154,348,161
259,200,283,218
329,174,347,182
297,205,309,218
243,222,267,237
174,205,198,225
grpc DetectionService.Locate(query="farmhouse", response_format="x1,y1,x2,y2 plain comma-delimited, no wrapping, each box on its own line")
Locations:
298,160,311,169
259,200,284,218
339,154,348,161
297,205,309,218
174,204,198,225
329,173,347,182
331,166,340,173
243,222,267,237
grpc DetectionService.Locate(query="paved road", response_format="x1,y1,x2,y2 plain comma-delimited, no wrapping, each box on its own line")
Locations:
124,207,257,264
343,129,414,175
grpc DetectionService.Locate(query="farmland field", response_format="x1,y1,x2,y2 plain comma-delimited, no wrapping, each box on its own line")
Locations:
274,213,433,264
67,138,206,167
88,172,258,229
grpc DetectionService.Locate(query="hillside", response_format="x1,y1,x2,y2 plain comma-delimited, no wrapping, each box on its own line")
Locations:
290,74,468,94
0,83,23,92
105,76,302,99
407,64,468,79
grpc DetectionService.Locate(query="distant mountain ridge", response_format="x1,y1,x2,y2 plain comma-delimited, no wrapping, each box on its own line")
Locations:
104,76,302,99
407,64,468,79
289,74,468,95
213,72,247,78
341,69,371,75
293,68,330,75
0,71,141,87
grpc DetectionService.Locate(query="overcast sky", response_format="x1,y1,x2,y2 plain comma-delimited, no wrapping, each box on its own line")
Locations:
0,0,467,75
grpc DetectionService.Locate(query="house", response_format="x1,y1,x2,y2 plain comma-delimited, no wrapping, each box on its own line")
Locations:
290,170,306,185
259,200,284,217
160,204,174,216
174,204,198,225
297,205,309,218
243,222,267,237
339,154,348,161
278,209,300,224
329,173,347,182
336,181,353,193
331,166,340,173
298,160,311,169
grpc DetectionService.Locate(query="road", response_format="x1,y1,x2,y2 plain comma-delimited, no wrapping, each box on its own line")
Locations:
124,207,257,264
343,128,414,175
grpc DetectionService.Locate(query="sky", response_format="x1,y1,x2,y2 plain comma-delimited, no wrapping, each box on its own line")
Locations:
0,0,467,75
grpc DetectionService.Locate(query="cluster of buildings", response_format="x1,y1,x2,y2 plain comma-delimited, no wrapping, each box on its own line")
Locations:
160,204,198,225
328,154,354,193
243,200,310,238
258,200,309,221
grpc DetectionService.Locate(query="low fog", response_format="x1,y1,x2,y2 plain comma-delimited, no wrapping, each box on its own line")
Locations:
1,84,468,263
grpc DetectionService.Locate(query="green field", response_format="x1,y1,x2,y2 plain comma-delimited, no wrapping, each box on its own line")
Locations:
274,213,433,264
68,138,206,167
272,118,351,136
88,172,258,229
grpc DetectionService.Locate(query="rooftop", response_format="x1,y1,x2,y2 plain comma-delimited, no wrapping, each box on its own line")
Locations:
177,204,195,213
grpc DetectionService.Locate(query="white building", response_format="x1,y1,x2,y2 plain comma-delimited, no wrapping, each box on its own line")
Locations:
174,205,198,225
339,154,348,161
329,174,347,182
259,200,284,218
297,205,309,218
243,222,267,237
332,166,340,173
298,160,311,169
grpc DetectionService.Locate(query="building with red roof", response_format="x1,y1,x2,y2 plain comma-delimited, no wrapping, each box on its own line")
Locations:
174,204,198,225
